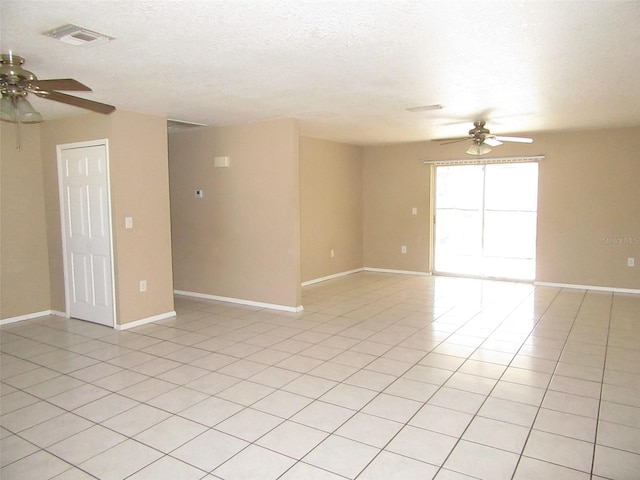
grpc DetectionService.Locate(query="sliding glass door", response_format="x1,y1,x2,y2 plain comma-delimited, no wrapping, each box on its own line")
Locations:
434,162,538,281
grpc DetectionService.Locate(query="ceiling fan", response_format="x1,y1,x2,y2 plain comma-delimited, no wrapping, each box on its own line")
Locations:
1,52,115,149
0,52,115,122
436,121,533,155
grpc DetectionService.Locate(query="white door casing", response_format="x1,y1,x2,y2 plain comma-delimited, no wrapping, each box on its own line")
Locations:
58,140,115,326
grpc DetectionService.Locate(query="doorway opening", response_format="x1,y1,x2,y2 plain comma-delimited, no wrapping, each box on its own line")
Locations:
433,161,539,281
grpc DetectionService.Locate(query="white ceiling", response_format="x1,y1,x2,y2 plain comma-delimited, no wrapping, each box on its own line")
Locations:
2,0,639,145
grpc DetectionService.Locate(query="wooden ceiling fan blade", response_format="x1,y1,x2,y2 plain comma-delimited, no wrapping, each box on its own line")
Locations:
30,78,91,91
494,135,533,144
34,90,115,114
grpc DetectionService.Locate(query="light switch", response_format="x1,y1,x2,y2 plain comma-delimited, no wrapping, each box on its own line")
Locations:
412,207,418,215
125,217,133,229
628,258,635,267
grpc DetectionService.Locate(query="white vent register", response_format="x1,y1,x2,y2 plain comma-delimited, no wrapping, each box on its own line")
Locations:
43,24,114,47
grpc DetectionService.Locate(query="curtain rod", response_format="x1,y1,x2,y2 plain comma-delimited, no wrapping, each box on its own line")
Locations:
423,154,545,166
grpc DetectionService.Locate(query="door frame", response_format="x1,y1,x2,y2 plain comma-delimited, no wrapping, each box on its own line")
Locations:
57,139,117,327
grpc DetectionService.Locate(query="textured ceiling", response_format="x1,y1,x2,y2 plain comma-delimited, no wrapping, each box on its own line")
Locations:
1,0,639,145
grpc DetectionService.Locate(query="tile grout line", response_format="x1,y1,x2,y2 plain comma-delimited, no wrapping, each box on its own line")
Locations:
589,291,614,479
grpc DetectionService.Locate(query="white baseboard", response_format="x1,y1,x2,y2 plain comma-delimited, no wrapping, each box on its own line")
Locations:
364,267,432,276
302,267,432,287
115,311,177,330
174,290,304,313
534,281,640,295
0,310,66,326
302,268,365,286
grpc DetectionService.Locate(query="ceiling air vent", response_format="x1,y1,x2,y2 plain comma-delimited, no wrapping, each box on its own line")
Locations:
167,119,208,132
43,24,114,47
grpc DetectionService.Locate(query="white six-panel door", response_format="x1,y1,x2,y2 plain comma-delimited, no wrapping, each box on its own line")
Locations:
58,141,115,326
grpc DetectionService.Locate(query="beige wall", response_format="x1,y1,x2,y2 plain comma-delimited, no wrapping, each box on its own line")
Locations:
168,118,301,308
363,141,432,273
109,112,175,323
300,136,363,282
1,123,51,318
534,127,639,289
37,110,174,325
363,126,640,290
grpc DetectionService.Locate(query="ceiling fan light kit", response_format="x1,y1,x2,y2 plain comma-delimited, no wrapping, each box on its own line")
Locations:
0,52,116,149
0,95,44,123
466,142,492,156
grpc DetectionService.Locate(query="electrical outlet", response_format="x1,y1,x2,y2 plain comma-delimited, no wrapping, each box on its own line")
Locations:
139,280,147,292
195,189,204,198
330,249,335,258
628,258,635,267
401,245,407,254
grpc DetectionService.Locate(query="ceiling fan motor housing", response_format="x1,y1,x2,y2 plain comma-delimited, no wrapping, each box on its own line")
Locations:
1,55,37,92
469,121,490,138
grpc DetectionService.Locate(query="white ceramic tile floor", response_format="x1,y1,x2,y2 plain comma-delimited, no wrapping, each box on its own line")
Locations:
1,272,640,479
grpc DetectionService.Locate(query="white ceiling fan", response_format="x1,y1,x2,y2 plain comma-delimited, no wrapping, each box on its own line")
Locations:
436,121,533,155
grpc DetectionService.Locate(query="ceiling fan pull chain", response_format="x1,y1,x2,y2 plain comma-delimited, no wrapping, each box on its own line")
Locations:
14,105,23,151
